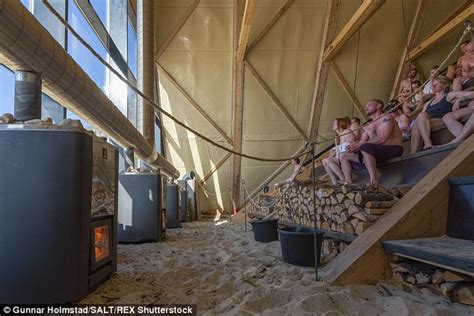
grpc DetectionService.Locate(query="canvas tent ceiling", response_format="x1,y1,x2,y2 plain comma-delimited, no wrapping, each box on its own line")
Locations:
154,0,469,214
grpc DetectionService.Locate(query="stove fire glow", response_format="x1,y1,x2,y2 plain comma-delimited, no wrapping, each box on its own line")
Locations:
94,225,110,262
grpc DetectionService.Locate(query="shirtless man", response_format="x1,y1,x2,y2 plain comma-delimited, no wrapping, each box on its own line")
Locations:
398,66,419,97
453,41,474,91
447,40,470,80
339,100,403,185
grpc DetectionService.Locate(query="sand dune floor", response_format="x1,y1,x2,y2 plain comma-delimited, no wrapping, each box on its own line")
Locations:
82,221,473,315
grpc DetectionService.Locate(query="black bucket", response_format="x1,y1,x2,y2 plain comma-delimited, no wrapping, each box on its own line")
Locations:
279,227,324,267
250,218,279,242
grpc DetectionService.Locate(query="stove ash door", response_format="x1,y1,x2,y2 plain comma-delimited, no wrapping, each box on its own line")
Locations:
90,217,113,271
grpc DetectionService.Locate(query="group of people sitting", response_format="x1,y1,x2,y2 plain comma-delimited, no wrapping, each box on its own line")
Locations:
320,40,474,186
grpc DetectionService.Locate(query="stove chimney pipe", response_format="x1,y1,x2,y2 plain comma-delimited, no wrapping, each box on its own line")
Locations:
14,71,42,121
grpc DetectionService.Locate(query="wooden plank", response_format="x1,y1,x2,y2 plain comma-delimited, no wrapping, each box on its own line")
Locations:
156,63,233,145
280,221,357,242
231,0,246,214
383,237,474,274
200,152,231,184
307,0,340,141
391,252,474,277
236,0,257,63
329,61,366,119
322,135,474,285
389,0,429,100
408,4,474,60
245,60,309,141
427,0,472,38
246,0,295,55
322,0,384,62
155,0,200,61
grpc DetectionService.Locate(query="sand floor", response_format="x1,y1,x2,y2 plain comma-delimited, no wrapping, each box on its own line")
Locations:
82,221,473,315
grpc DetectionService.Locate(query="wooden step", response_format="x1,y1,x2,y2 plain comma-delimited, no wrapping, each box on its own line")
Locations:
383,237,474,277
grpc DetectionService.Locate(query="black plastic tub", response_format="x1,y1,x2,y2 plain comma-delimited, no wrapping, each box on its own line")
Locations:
250,218,279,242
279,227,324,267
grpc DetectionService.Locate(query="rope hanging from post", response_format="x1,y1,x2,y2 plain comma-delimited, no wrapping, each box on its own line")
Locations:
42,0,472,163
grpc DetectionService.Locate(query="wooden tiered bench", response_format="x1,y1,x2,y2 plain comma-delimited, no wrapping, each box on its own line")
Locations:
383,237,474,277
321,135,474,285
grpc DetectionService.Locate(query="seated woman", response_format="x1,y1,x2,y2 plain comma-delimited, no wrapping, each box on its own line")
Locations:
410,76,474,153
322,118,356,185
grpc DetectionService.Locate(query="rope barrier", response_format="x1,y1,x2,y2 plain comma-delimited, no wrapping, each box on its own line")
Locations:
43,0,471,163
42,0,312,162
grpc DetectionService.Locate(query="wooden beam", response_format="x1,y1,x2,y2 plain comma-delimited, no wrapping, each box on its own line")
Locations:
427,0,472,38
200,152,231,184
322,136,474,285
390,0,429,100
322,0,384,62
231,0,246,214
245,60,309,141
408,4,474,60
329,61,366,119
236,0,257,63
155,0,200,61
246,0,295,55
307,0,340,141
156,63,233,145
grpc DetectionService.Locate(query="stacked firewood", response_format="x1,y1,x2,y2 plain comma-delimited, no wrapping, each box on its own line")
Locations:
273,183,402,236
390,260,474,306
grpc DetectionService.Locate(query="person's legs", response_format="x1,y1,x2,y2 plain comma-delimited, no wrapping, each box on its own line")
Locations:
410,119,422,154
322,158,338,185
417,112,433,149
339,152,360,184
360,151,378,185
450,113,474,143
442,108,472,138
327,158,345,182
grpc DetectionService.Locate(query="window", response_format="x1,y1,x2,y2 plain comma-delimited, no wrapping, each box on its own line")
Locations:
127,18,137,78
155,117,162,155
0,65,15,115
68,0,107,91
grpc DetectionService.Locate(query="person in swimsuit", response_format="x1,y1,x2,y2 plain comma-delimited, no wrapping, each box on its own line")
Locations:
339,99,403,185
274,158,304,188
410,76,474,153
322,118,356,185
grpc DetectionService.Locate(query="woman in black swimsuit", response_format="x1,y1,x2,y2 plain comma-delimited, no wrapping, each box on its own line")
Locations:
410,76,452,153
410,76,474,153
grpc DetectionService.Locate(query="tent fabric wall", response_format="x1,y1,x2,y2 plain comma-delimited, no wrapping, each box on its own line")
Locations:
155,0,468,214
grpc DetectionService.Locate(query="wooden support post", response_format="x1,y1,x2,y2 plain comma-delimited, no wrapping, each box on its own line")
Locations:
322,0,384,63
200,152,231,184
390,0,430,100
408,4,474,60
231,0,246,214
246,0,295,55
156,63,233,145
329,61,367,119
155,0,200,61
322,136,474,285
236,0,257,63
245,60,309,141
307,0,340,141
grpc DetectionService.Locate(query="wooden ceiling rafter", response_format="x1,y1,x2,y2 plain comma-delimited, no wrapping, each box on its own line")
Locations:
307,0,341,141
156,63,234,145
408,4,474,60
322,0,384,63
